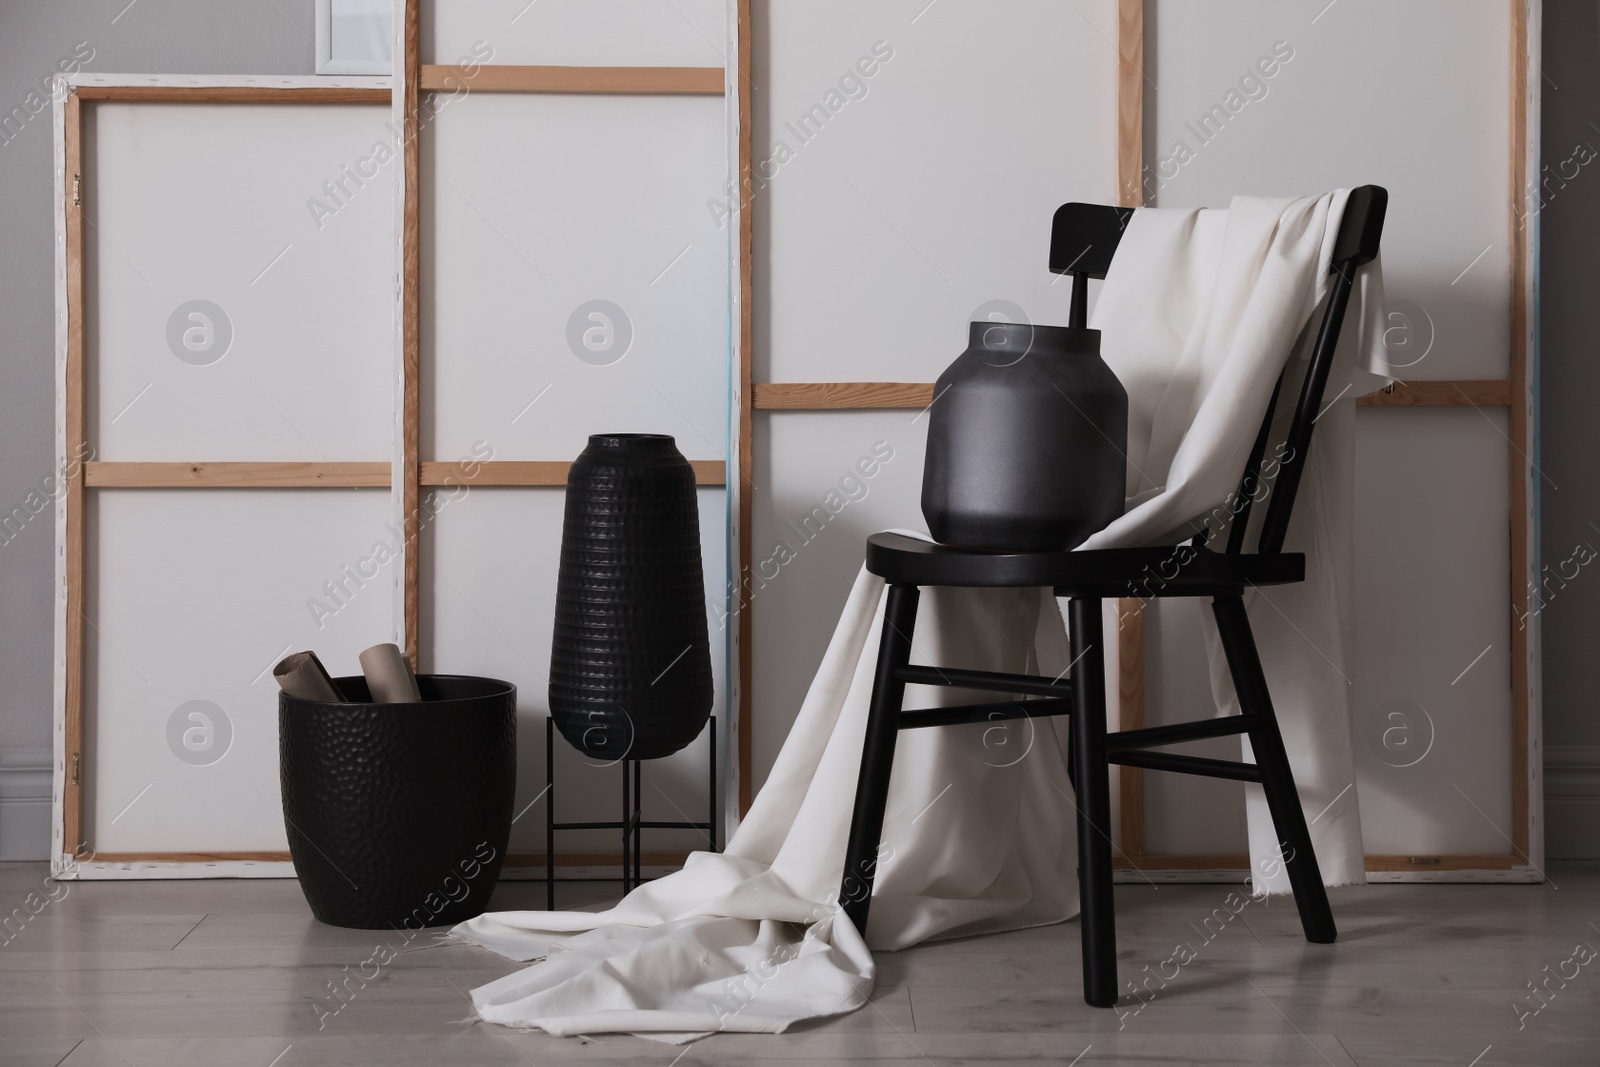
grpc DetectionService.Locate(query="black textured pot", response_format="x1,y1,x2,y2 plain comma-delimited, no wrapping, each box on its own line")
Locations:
549,434,714,761
278,675,515,930
922,321,1128,552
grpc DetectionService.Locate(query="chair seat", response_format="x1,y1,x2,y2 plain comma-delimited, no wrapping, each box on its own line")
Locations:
865,531,1304,596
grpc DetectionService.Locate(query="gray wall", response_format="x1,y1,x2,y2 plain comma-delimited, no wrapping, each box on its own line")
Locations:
0,0,316,858
1540,2,1600,857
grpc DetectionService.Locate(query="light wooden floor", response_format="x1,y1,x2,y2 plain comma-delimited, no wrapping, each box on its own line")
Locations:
1,862,1596,1066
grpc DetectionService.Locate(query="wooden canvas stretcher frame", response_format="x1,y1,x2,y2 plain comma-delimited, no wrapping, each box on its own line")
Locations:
55,3,1539,881
53,7,747,876
737,0,1543,881
51,74,393,876
393,0,741,870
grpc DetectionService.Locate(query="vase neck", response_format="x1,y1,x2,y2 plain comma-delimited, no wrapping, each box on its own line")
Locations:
586,433,680,454
968,321,1100,359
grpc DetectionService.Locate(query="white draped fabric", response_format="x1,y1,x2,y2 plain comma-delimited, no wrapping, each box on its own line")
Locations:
1080,191,1389,891
454,192,1389,1038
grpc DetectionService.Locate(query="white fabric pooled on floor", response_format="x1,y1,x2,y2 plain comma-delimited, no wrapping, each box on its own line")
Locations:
455,191,1387,1036
461,575,1078,1037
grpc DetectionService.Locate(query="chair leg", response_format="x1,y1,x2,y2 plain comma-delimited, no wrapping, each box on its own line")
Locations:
1068,597,1117,1008
840,583,921,938
1211,595,1337,944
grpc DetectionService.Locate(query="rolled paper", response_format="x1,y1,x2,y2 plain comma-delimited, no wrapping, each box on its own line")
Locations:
359,642,422,704
272,650,346,702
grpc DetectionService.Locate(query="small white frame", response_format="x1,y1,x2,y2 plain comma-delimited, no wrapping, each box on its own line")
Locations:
317,0,394,77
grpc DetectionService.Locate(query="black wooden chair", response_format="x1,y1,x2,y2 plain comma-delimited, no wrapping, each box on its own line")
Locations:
838,187,1387,1008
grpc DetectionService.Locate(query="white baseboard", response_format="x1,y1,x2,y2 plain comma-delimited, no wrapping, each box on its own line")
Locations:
10,744,1596,867
61,858,296,880
0,747,52,862
1546,744,1600,860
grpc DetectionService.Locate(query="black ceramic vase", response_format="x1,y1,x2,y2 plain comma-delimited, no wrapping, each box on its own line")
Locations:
922,321,1128,552
549,434,714,761
278,675,516,930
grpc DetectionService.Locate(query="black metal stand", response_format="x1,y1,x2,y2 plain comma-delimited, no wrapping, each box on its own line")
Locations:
545,716,717,909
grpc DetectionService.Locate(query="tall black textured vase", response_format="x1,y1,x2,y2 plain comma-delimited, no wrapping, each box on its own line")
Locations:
549,434,714,761
922,321,1128,552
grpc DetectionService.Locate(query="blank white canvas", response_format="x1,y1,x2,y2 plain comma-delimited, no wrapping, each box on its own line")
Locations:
1353,410,1513,855
426,0,728,68
425,487,729,854
85,489,394,853
60,85,401,868
87,102,396,462
758,0,1120,384
749,0,1121,791
1145,0,1512,380
1138,0,1522,863
751,412,928,783
418,0,735,853
423,93,729,462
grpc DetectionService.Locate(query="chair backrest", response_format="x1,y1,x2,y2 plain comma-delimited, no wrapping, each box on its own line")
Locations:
1048,186,1388,556
1049,203,1135,329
